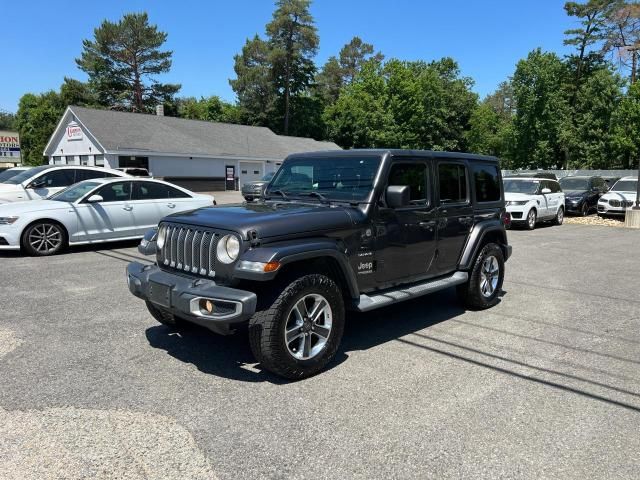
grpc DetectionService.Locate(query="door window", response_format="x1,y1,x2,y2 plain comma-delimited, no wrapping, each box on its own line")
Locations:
94,182,132,202
388,163,429,205
33,169,75,188
132,182,172,200
472,164,501,203
438,164,468,204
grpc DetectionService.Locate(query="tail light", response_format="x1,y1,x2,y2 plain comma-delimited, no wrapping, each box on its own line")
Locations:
501,211,512,228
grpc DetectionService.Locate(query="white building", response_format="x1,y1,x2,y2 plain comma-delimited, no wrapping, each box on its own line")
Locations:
44,106,340,191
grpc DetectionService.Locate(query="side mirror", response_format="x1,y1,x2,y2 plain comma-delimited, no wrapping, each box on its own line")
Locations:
386,185,410,208
86,194,104,203
28,179,46,189
541,188,551,194
138,228,158,256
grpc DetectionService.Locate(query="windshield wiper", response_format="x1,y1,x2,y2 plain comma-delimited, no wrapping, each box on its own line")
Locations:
266,189,289,201
304,191,330,204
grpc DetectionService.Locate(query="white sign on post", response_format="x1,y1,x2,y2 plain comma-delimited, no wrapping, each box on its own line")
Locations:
66,122,83,141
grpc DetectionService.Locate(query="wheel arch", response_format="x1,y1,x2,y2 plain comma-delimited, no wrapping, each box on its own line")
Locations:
458,220,509,271
20,217,70,251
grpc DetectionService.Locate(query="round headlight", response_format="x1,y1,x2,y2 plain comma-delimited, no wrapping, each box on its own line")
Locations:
156,225,166,249
217,234,240,264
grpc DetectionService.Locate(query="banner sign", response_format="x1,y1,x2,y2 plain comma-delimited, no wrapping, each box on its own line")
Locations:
66,122,83,141
0,131,20,163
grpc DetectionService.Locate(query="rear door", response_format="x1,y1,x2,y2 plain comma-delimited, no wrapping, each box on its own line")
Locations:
373,159,438,285
435,160,474,275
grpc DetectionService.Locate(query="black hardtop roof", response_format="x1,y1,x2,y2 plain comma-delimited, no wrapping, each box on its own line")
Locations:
287,149,498,163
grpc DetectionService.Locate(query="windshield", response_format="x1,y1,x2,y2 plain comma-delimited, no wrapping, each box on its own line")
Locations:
0,168,26,183
559,178,590,191
262,171,276,182
49,181,101,202
266,155,382,202
611,180,638,192
503,179,540,195
4,165,51,185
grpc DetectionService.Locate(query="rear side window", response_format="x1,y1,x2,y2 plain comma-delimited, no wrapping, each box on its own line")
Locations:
388,163,429,205
472,164,501,202
76,169,107,182
131,182,190,200
438,163,468,204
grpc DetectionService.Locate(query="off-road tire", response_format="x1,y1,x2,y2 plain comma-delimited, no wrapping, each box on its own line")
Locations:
248,274,345,380
526,209,537,230
145,301,181,327
21,221,68,256
457,243,505,310
553,206,564,225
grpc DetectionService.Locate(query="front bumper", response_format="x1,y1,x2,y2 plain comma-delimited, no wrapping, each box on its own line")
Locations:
565,199,585,213
597,204,627,216
127,262,257,335
0,228,21,250
505,205,529,222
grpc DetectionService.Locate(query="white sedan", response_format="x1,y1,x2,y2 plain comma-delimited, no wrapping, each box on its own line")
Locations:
0,178,214,256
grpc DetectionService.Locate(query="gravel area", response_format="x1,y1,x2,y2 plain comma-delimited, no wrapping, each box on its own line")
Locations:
1,226,639,478
564,215,626,227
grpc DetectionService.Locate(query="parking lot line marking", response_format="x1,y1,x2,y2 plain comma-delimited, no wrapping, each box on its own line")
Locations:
507,279,640,305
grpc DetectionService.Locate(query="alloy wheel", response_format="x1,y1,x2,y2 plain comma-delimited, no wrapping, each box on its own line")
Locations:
480,255,500,298
528,210,536,229
28,223,63,254
284,293,333,360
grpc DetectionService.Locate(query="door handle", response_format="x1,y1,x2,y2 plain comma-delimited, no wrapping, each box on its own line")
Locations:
419,221,436,231
123,205,133,211
167,203,176,209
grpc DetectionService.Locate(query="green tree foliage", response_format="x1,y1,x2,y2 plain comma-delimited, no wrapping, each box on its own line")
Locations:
316,37,383,103
76,12,180,112
15,92,64,166
324,58,477,150
611,80,640,168
511,49,572,169
175,96,242,124
266,0,319,134
0,109,16,130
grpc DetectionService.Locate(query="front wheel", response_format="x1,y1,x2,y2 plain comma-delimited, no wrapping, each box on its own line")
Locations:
249,274,345,380
553,206,564,225
580,202,589,217
21,221,67,256
526,209,537,230
457,243,505,310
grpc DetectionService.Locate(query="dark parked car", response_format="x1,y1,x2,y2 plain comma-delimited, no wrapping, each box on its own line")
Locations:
241,171,276,201
128,149,512,379
504,171,558,180
602,176,620,190
559,175,608,216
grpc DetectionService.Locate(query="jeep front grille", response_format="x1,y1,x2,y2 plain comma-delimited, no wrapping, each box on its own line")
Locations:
158,224,219,277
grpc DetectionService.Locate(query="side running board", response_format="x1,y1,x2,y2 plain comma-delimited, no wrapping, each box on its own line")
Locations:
353,271,468,312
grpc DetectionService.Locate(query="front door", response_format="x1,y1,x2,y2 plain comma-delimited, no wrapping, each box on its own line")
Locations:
26,169,77,200
435,161,474,275
75,181,135,241
373,161,438,286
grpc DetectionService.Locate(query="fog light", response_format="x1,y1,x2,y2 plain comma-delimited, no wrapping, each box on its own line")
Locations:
201,299,215,314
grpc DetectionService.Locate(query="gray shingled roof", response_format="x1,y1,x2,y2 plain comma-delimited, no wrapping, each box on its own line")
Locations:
66,106,340,159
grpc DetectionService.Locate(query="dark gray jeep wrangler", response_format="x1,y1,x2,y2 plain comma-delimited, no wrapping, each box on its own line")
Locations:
127,150,512,379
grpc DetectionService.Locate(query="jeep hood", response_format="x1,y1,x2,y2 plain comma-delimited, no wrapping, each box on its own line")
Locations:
163,202,360,239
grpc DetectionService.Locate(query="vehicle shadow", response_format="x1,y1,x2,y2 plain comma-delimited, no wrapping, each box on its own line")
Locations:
144,288,469,384
0,239,142,258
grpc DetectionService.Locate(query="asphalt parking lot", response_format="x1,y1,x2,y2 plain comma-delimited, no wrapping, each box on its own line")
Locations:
1,224,639,479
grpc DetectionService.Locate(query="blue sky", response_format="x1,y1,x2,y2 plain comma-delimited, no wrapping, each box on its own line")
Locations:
2,0,575,113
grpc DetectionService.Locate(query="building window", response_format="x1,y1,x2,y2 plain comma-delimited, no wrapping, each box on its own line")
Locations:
80,155,90,166
94,155,105,167
118,155,148,169
52,156,65,165
254,170,260,174
66,155,78,165
241,170,247,174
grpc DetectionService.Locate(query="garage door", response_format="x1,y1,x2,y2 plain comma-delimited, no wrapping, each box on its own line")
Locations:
239,162,263,185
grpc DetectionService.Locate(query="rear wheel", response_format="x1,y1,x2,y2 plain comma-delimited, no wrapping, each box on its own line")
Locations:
21,221,67,256
249,274,345,380
526,209,537,230
457,243,505,310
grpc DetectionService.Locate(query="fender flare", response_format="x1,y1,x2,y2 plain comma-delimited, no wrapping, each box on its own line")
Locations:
458,220,509,270
234,238,360,299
